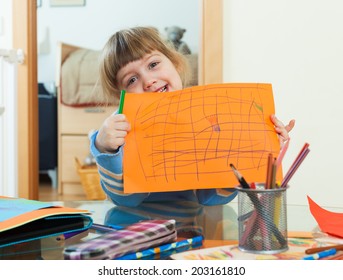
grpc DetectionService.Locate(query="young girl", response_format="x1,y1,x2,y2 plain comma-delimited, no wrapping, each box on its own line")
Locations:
90,26,295,207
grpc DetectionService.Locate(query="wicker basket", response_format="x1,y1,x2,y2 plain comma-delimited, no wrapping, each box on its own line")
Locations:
74,157,106,200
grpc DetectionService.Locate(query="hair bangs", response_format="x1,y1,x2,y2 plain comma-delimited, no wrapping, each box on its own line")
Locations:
115,31,156,70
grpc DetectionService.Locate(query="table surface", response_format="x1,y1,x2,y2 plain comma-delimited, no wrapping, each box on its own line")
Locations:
0,199,339,260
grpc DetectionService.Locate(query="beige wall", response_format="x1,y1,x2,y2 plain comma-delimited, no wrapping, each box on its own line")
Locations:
223,0,343,208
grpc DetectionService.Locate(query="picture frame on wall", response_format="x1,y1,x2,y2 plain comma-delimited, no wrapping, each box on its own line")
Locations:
50,0,86,7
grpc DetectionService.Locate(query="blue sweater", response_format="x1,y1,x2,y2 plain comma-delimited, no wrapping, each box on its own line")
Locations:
90,131,237,207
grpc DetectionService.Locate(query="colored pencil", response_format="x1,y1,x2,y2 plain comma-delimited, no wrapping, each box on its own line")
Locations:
265,153,274,189
56,229,88,241
229,163,250,189
276,138,290,169
270,157,277,189
281,143,310,188
305,244,343,255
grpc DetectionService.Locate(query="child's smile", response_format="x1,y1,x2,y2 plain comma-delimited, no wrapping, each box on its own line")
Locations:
156,85,168,92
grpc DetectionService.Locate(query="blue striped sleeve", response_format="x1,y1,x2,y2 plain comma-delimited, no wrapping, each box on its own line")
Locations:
89,130,149,207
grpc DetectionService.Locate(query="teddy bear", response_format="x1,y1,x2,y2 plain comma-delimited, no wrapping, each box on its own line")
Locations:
165,26,192,55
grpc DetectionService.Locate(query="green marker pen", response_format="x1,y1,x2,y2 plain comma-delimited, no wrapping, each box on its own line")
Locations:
118,90,126,114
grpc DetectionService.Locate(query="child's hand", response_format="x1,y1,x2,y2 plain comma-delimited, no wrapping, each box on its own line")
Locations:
95,113,131,153
270,115,295,146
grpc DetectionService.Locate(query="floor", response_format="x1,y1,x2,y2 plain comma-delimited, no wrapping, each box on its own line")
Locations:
39,174,87,202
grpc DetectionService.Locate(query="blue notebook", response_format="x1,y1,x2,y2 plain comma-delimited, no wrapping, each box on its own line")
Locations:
0,196,92,248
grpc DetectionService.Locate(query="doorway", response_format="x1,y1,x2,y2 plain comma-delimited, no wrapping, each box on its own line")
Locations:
15,0,223,201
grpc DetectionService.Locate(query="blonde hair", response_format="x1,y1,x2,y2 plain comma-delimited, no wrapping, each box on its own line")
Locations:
99,26,191,99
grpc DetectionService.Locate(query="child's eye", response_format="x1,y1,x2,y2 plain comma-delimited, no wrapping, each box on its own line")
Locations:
127,76,137,87
148,61,159,69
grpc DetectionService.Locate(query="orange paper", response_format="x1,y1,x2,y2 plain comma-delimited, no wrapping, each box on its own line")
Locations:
123,83,282,193
307,196,343,238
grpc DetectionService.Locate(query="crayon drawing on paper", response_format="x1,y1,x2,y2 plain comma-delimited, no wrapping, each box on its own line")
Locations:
123,83,282,193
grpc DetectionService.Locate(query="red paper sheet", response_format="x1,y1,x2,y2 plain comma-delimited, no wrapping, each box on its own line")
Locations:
123,83,282,193
308,196,343,238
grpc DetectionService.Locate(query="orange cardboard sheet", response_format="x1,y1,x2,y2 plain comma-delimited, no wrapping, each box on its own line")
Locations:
307,196,343,238
123,83,282,193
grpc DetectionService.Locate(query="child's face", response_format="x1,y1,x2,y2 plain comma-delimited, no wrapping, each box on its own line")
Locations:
116,51,183,93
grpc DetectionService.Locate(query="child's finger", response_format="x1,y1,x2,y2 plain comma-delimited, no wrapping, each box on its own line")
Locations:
284,119,295,133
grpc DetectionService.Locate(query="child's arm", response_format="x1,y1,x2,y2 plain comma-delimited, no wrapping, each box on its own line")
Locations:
195,188,237,206
90,131,149,207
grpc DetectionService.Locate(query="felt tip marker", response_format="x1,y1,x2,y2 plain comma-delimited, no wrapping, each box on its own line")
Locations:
118,90,126,114
302,248,337,260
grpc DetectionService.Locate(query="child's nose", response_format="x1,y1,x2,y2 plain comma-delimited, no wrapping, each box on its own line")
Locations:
143,78,157,91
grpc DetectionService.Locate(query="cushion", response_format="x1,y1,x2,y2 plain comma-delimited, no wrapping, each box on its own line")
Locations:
61,48,117,106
